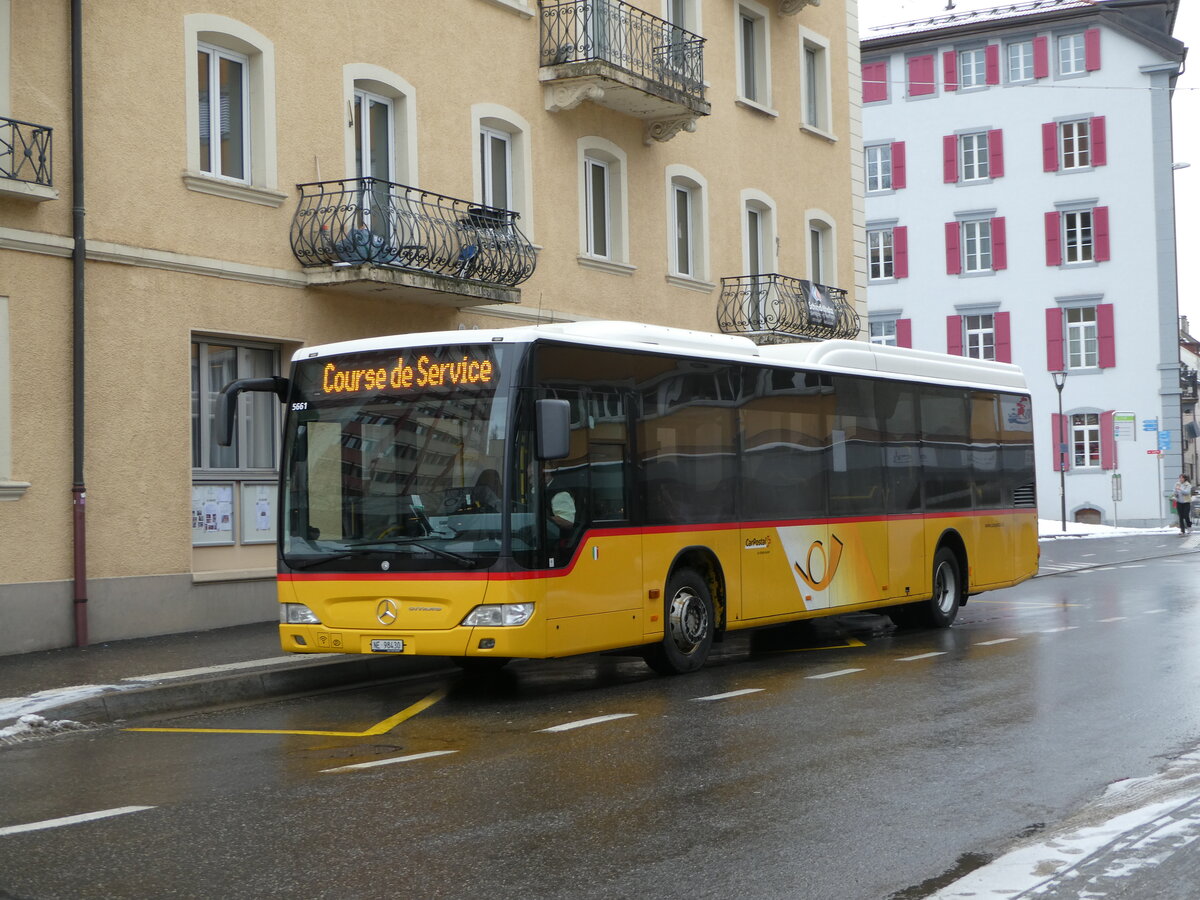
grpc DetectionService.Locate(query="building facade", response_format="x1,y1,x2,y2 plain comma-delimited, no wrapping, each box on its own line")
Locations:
0,0,863,655
862,0,1185,528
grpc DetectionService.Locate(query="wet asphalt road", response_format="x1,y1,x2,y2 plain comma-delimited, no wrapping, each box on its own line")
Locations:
2,537,1199,900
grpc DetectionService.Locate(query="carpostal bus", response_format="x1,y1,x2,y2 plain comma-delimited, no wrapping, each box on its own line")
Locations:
219,320,1038,674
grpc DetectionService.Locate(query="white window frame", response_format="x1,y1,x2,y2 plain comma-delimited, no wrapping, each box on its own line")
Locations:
354,88,395,183
962,219,993,273
867,228,894,281
1065,306,1099,368
865,144,892,193
806,209,836,286
869,319,897,346
183,15,281,205
585,157,610,259
1064,209,1094,264
196,43,251,183
1058,32,1086,76
735,2,771,109
958,47,987,88
672,182,695,277
345,66,419,188
473,104,533,240
963,313,996,360
1060,119,1091,170
1071,412,1101,468
665,165,710,286
960,132,990,181
799,27,832,137
578,136,630,269
479,125,512,210
1007,40,1034,82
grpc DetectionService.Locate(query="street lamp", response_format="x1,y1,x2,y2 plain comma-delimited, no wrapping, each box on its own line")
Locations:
1052,370,1068,532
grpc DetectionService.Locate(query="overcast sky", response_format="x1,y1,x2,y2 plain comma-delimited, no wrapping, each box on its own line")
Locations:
857,0,1200,327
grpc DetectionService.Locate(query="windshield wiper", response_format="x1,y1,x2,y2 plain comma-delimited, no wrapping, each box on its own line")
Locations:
347,538,480,568
285,551,360,571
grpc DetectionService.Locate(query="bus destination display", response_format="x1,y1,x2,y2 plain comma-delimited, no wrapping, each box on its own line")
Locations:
309,348,498,397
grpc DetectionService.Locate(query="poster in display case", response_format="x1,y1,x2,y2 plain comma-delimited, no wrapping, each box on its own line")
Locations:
240,482,278,544
191,483,235,546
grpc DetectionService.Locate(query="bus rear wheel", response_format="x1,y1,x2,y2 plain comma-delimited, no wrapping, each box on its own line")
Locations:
644,568,714,675
889,546,963,629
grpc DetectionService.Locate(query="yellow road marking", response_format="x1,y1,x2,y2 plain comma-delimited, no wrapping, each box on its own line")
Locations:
125,687,447,737
782,637,867,653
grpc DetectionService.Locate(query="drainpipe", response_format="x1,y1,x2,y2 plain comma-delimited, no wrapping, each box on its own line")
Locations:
71,0,88,647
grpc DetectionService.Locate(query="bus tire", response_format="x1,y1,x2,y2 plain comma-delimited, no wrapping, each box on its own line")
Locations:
888,546,963,629
644,568,714,675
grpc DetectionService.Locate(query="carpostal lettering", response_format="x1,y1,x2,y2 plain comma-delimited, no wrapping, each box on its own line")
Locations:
321,355,495,395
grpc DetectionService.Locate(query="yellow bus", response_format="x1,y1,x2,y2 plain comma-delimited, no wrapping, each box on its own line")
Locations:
219,321,1038,674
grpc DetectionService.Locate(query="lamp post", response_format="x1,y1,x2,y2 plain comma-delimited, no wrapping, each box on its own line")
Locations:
1052,370,1068,531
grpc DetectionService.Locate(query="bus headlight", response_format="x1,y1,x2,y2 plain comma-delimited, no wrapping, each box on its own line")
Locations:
462,603,535,627
280,603,321,625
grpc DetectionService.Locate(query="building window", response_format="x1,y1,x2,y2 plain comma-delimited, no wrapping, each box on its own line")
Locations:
1044,117,1105,171
807,215,835,285
1066,306,1098,368
1071,413,1101,467
479,125,512,210
800,31,831,132
672,182,695,277
870,319,897,346
736,3,769,106
354,89,395,183
1058,32,1086,75
862,59,888,103
867,228,893,281
964,313,996,360
197,43,250,181
866,144,891,192
1060,119,1090,170
959,47,987,88
1064,210,1094,264
962,220,993,272
1008,40,1034,81
907,53,935,97
961,132,990,181
191,339,280,546
584,157,610,259
667,166,708,283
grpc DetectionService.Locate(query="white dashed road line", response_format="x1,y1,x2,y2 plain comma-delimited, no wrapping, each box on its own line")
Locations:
806,668,864,680
975,638,1018,646
321,750,458,774
538,713,637,733
0,806,155,837
693,688,765,702
896,652,947,662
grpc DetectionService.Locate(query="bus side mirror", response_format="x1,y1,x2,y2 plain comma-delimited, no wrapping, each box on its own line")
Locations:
217,377,291,447
536,399,571,460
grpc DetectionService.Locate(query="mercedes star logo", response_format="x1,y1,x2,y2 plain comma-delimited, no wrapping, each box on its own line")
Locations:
376,598,399,626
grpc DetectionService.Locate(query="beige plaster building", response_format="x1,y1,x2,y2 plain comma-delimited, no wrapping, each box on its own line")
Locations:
0,0,864,655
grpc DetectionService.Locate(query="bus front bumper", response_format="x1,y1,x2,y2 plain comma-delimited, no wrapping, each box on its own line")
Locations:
278,623,540,658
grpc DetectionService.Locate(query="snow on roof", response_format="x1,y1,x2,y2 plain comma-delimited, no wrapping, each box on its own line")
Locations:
865,0,1097,41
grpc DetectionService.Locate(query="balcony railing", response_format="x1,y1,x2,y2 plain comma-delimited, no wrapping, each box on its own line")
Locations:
1,115,52,186
291,178,536,288
1182,363,1198,403
717,274,860,344
540,0,706,101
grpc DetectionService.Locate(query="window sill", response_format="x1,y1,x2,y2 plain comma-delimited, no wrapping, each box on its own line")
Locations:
868,277,899,286
800,123,837,143
476,0,535,16
578,255,637,277
735,97,779,118
0,479,31,501
666,274,716,293
958,269,997,278
182,172,289,208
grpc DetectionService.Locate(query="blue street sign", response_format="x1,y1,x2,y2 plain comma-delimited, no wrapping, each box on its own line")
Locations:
1143,418,1159,431
1159,430,1172,450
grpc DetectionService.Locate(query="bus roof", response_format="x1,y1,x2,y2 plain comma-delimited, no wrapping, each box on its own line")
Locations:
293,320,1028,392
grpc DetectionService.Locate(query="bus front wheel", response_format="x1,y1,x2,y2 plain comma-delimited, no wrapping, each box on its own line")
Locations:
644,568,714,675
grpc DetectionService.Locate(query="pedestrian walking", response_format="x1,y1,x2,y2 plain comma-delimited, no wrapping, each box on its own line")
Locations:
1173,473,1193,534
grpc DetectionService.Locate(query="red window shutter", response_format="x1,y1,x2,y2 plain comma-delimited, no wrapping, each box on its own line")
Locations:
1085,28,1101,71
1033,36,1050,78
985,44,1000,84
862,61,888,102
1090,116,1107,166
943,135,959,183
943,51,958,91
988,129,1005,178
893,226,909,278
1100,410,1117,470
995,312,1012,363
909,55,934,96
991,216,1007,270
1097,303,1116,368
1093,205,1111,261
1052,414,1070,472
946,316,963,356
1045,307,1064,370
895,318,912,349
1044,211,1062,266
1042,122,1059,172
891,141,907,189
945,222,962,275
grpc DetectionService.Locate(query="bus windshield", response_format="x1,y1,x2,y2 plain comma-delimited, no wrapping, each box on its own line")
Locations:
281,343,520,572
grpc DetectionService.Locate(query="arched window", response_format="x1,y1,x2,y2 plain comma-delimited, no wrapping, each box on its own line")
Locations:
473,104,533,240
578,137,630,269
666,165,709,283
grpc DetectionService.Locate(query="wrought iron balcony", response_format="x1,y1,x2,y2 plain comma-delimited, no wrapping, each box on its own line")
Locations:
539,0,709,139
1182,363,1198,403
717,274,860,344
291,178,536,301
0,115,55,200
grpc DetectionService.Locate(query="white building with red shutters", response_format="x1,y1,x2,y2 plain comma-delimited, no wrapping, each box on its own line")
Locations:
860,0,1186,527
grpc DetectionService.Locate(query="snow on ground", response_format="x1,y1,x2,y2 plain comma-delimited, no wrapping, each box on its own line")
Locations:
1038,519,1178,540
